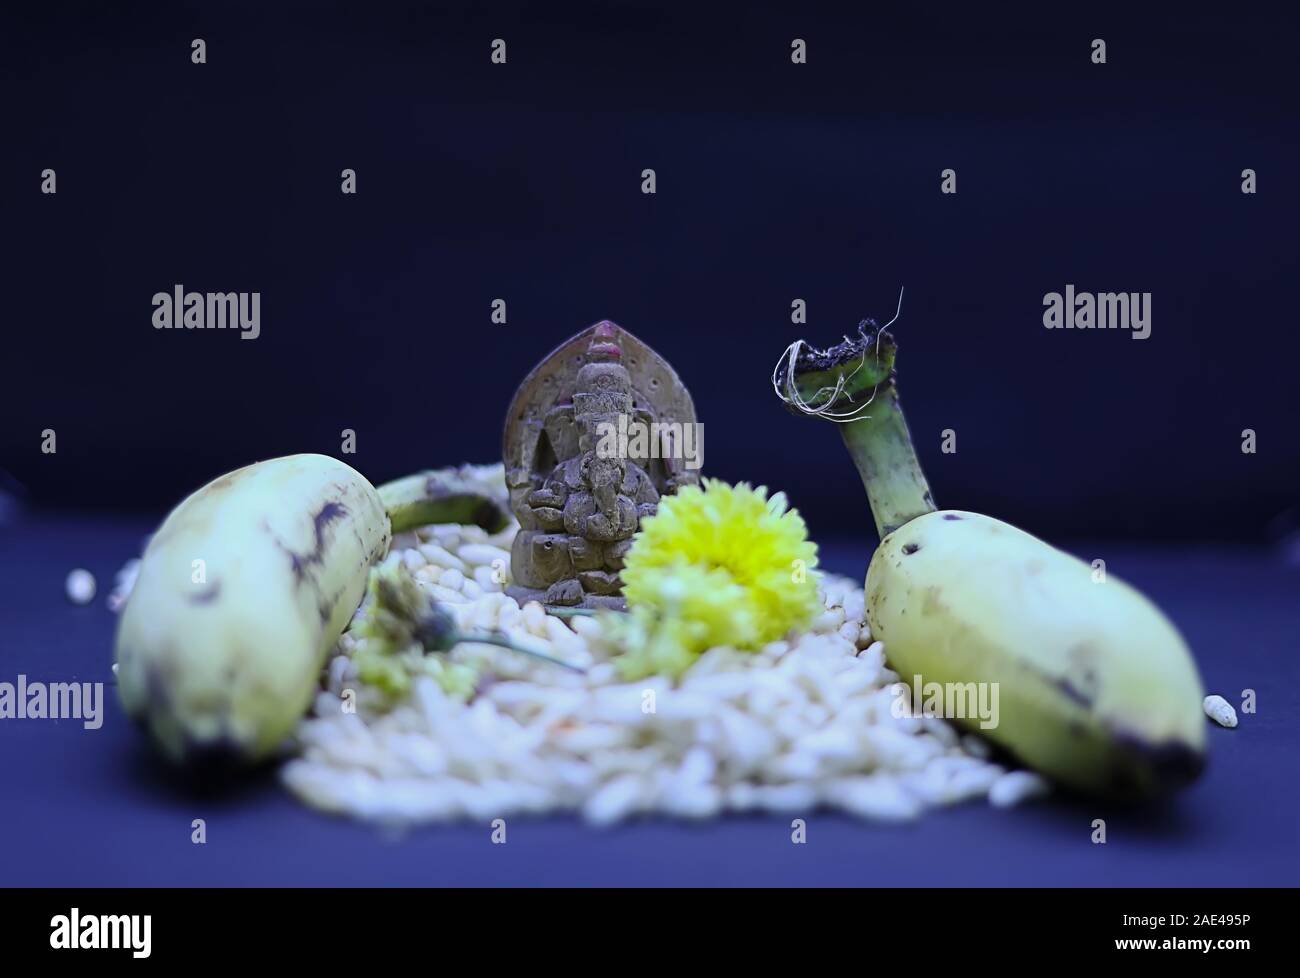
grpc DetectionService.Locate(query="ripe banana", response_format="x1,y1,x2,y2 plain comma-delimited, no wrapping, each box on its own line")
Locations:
774,318,1207,797
868,511,1205,797
115,454,391,765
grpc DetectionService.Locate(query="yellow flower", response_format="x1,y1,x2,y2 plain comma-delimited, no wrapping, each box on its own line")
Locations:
613,479,820,678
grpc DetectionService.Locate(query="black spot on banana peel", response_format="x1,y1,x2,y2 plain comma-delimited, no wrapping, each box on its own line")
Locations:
774,318,1208,800
1052,676,1096,710
114,454,391,767
1112,732,1206,795
187,581,221,604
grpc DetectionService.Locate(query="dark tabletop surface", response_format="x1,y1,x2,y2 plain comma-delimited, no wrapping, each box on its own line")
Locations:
2,512,1297,887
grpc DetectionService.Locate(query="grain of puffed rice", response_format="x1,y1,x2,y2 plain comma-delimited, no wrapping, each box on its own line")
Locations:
1203,694,1238,729
278,495,1042,826
65,568,97,605
106,558,140,612
988,770,1051,808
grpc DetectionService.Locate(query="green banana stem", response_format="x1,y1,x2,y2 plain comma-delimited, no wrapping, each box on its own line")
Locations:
545,606,599,619
455,630,587,673
838,389,935,538
777,320,935,539
377,469,512,534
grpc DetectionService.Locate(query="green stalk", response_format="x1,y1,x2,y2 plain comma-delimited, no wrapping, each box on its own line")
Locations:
777,321,936,539
454,630,587,673
837,388,935,538
545,606,599,619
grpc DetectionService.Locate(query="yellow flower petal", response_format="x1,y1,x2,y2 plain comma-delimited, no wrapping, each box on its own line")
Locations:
617,479,821,677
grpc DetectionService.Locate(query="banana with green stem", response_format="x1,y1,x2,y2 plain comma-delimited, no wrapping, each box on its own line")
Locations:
772,310,1206,798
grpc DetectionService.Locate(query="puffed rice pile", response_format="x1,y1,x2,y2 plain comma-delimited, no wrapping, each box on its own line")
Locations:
278,517,1049,825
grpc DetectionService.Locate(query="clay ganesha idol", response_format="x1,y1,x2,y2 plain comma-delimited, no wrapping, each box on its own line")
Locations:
503,321,700,609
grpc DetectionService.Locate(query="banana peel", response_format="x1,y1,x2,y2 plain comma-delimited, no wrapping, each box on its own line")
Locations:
116,454,390,765
870,510,1204,797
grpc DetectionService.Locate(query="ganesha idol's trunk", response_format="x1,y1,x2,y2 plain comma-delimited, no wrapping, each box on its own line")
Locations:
773,315,1207,799
593,467,619,520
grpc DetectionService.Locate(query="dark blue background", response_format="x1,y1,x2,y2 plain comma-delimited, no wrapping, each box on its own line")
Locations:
4,1,1298,542
2,3,1298,886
